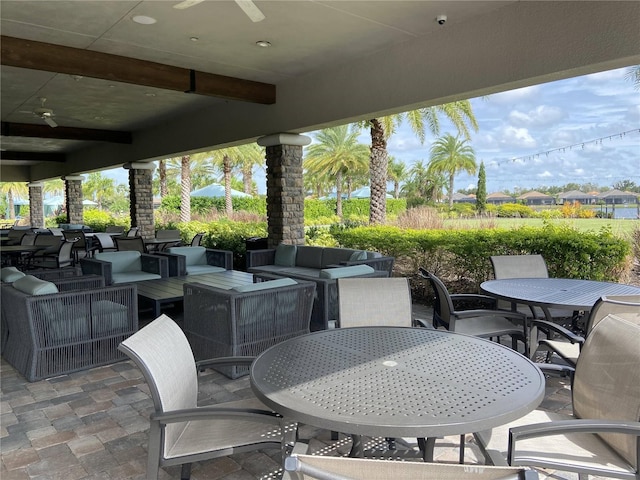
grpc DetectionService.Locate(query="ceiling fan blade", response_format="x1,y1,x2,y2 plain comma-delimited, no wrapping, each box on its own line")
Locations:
43,116,58,128
235,0,265,22
173,0,205,10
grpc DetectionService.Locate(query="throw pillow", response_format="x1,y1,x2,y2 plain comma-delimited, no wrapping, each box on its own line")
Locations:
13,275,59,295
274,244,297,267
349,250,367,261
1,266,25,283
319,265,375,279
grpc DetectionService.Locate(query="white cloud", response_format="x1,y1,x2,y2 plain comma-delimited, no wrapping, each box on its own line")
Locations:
488,85,540,105
508,105,565,127
500,126,536,148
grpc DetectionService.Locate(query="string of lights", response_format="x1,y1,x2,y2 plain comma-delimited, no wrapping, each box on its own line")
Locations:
488,128,640,166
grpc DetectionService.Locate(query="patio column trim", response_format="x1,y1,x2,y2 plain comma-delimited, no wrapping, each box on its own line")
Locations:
258,133,311,248
124,163,155,239
28,182,44,229
62,176,83,225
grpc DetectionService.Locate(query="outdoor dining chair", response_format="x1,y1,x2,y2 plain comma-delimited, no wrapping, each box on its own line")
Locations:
105,225,125,235
118,314,286,480
475,312,640,479
63,230,98,263
190,232,205,246
30,238,77,270
92,232,118,253
535,294,640,366
419,268,528,356
115,236,146,253
125,227,139,237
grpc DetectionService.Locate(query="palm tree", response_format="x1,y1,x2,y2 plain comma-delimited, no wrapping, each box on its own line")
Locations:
625,65,640,90
362,101,479,224
158,159,168,197
83,172,116,208
179,155,191,222
427,134,477,208
304,125,369,218
211,148,241,217
387,157,407,199
0,182,28,219
401,160,446,202
236,143,264,195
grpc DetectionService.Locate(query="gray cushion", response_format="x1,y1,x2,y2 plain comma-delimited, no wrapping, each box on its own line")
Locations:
111,272,162,284
186,265,226,275
232,277,297,292
12,275,59,295
166,246,207,266
274,244,297,267
95,251,142,273
92,300,128,336
319,265,375,279
1,267,25,283
296,246,323,268
349,250,367,261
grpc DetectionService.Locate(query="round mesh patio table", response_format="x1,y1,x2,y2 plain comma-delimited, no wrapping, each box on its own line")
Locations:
251,327,544,457
481,278,640,319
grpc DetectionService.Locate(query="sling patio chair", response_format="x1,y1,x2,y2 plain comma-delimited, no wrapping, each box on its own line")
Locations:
419,268,528,356
118,314,287,480
474,312,640,480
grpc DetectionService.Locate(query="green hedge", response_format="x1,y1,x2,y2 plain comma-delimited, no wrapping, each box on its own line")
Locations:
160,195,267,215
330,223,630,288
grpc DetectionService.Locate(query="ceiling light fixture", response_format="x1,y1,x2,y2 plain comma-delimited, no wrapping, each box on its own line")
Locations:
255,40,272,48
190,37,199,42
132,15,157,25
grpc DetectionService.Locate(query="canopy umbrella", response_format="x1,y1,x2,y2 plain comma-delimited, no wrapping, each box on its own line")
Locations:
190,183,251,198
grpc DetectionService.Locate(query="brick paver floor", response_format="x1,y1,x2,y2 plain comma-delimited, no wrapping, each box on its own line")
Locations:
0,306,609,479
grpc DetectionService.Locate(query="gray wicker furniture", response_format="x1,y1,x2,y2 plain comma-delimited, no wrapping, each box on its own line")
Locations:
475,313,640,479
160,246,233,276
2,275,137,381
254,266,387,331
183,277,316,379
80,251,168,285
118,314,285,480
246,244,394,277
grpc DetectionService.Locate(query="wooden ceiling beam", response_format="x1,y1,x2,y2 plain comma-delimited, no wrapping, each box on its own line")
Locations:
1,122,132,143
0,150,66,162
0,35,276,104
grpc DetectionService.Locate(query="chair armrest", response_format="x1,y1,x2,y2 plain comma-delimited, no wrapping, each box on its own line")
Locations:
196,356,256,369
340,256,395,276
205,249,233,269
151,407,283,425
453,308,527,322
52,275,105,291
156,252,187,276
413,318,433,329
80,258,113,285
531,319,585,344
140,254,168,278
450,293,498,309
508,419,640,465
246,249,276,268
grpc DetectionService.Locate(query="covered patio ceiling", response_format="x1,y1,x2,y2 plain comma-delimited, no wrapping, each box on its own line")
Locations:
1,1,639,183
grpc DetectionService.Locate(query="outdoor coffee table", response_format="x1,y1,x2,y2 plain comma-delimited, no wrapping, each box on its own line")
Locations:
135,270,254,316
251,326,545,461
481,278,640,323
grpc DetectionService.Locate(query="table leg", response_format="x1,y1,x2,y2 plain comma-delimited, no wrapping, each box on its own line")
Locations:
349,434,363,457
418,437,436,462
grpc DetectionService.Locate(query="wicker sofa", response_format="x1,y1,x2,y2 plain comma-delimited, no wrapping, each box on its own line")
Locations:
80,251,168,285
246,244,394,277
159,246,233,276
183,277,315,378
1,274,138,381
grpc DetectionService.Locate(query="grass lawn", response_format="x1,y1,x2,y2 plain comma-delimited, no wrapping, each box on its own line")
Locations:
444,217,639,238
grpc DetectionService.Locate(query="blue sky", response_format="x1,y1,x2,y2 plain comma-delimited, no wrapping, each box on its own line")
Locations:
103,66,639,194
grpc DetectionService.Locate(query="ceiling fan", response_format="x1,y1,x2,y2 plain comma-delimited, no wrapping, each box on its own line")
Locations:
32,97,58,128
173,0,265,23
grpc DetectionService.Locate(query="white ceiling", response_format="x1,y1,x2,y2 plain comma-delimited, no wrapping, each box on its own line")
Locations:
1,1,639,181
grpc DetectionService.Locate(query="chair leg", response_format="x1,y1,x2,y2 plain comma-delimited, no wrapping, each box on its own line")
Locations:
180,463,192,480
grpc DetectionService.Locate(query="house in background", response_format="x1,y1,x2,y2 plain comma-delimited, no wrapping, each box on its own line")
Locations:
517,191,555,206
486,192,515,205
597,189,639,205
452,192,476,204
558,190,597,205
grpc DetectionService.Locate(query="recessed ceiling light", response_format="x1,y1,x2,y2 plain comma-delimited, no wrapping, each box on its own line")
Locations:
145,93,156,97
255,40,272,48
132,15,157,25
190,37,199,42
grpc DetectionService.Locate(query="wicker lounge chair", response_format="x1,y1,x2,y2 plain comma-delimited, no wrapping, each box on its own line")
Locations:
183,277,315,378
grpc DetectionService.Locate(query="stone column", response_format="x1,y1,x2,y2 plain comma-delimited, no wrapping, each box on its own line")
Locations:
28,182,44,228
124,162,155,239
63,176,84,225
258,133,311,248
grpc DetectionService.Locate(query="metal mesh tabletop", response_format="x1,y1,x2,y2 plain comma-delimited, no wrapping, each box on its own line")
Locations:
251,327,545,438
481,278,640,311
